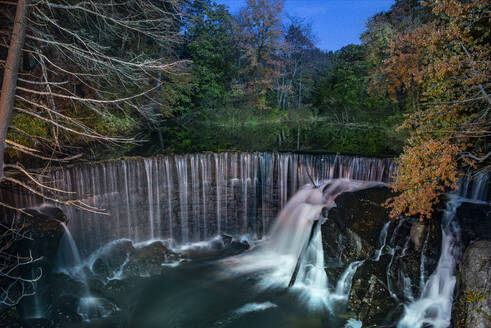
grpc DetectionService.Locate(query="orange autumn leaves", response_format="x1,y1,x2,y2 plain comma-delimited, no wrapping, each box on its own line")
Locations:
387,139,461,220
380,0,490,220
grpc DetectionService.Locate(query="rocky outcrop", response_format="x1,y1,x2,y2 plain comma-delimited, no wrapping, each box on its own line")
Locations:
20,206,67,274
455,240,491,328
453,200,491,328
322,186,443,326
325,186,394,248
322,186,394,273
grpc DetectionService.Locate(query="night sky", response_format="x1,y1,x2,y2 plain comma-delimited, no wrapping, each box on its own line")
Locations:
215,0,394,51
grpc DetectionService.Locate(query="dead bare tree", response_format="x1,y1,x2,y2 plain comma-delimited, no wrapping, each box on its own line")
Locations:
0,0,188,307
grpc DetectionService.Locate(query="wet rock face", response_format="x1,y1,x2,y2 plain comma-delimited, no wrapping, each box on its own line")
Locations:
322,186,443,326
322,186,394,271
455,240,491,328
410,222,426,251
455,201,491,248
326,186,394,248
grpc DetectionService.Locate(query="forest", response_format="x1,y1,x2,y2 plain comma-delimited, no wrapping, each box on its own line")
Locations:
0,0,489,327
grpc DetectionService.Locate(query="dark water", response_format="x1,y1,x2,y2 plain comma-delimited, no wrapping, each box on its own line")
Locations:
70,256,346,328
155,119,403,158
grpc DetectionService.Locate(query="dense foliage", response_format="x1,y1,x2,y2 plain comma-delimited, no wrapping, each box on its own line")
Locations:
149,0,402,157
364,0,490,219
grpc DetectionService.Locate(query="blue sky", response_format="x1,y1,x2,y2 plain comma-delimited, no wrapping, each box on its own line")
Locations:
215,0,394,51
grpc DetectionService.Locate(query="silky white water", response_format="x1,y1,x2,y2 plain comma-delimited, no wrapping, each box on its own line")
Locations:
57,223,118,321
397,195,463,328
223,179,381,311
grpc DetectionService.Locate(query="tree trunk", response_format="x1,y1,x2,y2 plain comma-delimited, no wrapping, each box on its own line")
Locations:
0,0,29,180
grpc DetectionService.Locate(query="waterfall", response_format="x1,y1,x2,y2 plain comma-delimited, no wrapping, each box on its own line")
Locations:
397,171,489,328
397,196,463,328
56,223,117,321
176,156,190,243
332,260,365,301
458,171,489,201
143,159,155,239
223,179,382,311
57,223,84,275
372,220,391,261
4,152,395,256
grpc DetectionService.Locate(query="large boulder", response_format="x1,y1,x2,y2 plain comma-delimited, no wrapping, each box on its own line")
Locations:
455,240,491,328
90,239,135,279
19,206,67,278
325,186,394,248
322,185,395,277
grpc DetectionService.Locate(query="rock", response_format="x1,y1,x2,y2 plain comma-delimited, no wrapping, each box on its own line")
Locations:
455,240,491,328
77,296,119,322
322,186,394,272
5,207,66,320
47,295,83,324
122,241,182,277
455,201,491,248
46,273,86,298
98,277,144,301
321,186,445,326
220,234,233,247
230,240,250,251
20,206,67,276
327,186,394,248
90,239,134,279
410,222,427,251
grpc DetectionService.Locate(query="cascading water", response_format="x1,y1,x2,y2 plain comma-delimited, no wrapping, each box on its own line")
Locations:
57,222,84,275
4,150,489,328
397,196,463,328
372,220,391,261
223,179,383,311
56,223,118,321
3,152,395,256
4,151,487,327
397,171,489,328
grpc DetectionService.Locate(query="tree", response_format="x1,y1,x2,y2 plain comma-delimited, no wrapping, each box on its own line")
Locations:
275,19,315,110
185,0,237,108
0,0,186,306
0,0,28,181
0,0,186,202
377,0,490,219
236,0,284,109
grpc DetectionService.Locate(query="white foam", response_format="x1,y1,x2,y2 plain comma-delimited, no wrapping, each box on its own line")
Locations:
345,318,363,328
234,302,278,315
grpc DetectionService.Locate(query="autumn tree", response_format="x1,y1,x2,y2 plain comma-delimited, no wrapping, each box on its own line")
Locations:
236,0,284,109
375,0,490,219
